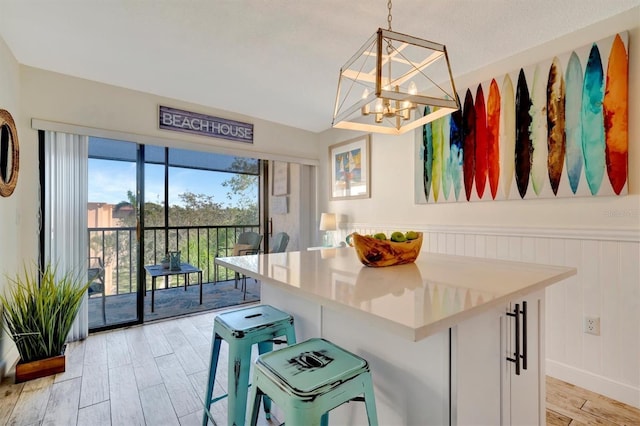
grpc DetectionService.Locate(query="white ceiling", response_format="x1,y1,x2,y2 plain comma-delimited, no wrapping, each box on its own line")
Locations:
1,1,639,133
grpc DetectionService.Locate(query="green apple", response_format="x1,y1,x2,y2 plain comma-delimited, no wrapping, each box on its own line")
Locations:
405,231,419,240
373,232,387,240
390,231,407,242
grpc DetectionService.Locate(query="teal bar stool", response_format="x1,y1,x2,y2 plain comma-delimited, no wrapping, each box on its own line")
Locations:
202,304,296,426
247,338,379,426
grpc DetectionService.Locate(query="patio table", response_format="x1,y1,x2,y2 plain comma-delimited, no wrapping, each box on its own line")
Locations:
144,263,203,312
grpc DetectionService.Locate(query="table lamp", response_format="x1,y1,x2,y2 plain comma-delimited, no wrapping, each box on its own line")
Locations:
319,213,337,247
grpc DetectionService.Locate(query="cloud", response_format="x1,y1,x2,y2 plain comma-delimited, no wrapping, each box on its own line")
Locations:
88,160,136,203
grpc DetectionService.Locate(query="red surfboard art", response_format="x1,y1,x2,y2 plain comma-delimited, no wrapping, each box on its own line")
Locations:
474,85,488,199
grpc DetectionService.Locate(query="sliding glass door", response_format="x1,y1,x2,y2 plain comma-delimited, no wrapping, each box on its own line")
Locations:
87,138,141,330
87,137,263,330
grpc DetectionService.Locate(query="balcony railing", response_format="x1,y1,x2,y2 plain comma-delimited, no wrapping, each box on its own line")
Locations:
88,224,261,295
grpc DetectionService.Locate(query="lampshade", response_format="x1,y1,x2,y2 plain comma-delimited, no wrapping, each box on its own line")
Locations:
332,3,459,135
319,213,337,231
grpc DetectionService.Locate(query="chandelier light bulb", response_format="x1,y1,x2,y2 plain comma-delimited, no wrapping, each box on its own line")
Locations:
374,98,384,122
375,98,384,113
402,100,411,120
361,88,370,115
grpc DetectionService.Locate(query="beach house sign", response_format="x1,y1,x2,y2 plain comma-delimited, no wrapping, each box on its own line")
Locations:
159,105,253,143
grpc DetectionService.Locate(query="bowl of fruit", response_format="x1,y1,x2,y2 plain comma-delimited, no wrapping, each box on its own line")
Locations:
351,231,423,267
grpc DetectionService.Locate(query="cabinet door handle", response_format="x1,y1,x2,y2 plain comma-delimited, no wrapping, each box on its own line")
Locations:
521,301,527,371
506,303,521,375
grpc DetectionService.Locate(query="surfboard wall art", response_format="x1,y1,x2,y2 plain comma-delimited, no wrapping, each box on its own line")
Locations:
415,32,628,204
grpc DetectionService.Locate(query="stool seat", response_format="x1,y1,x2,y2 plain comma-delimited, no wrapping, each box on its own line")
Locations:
215,303,294,339
203,304,296,426
248,338,378,426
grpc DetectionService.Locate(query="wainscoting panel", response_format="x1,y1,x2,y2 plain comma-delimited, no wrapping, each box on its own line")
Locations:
342,224,640,408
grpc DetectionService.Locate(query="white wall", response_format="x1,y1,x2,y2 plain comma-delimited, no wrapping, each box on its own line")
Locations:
320,9,640,407
22,67,319,163
0,35,21,377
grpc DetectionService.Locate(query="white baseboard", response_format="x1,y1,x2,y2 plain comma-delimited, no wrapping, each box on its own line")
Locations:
547,359,640,409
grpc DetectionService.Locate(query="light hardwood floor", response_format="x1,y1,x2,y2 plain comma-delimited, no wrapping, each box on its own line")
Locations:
0,308,276,426
546,376,640,426
1,307,638,426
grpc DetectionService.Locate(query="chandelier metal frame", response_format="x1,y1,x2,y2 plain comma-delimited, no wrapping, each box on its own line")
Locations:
332,1,459,135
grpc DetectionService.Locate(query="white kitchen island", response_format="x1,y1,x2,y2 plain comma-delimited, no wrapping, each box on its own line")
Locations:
216,248,576,425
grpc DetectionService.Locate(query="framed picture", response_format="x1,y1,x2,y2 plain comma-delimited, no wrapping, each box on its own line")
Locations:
329,135,370,200
272,161,289,195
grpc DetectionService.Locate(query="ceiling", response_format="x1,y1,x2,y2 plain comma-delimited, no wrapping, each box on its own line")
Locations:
1,1,639,134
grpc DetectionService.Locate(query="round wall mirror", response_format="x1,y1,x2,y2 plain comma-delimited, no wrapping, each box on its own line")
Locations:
0,109,19,197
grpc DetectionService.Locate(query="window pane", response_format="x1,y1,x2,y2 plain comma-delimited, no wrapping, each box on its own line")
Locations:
89,137,137,161
168,167,259,226
145,162,165,227
169,149,259,174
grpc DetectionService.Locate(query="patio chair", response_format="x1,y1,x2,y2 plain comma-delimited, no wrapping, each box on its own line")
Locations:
233,231,263,255
240,232,289,299
233,232,263,288
270,231,289,253
243,232,289,255
88,256,106,323
215,231,264,284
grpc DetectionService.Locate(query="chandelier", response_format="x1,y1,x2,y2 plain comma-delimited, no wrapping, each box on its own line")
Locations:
332,0,459,135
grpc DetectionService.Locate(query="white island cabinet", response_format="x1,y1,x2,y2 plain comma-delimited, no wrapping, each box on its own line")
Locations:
454,290,545,425
216,249,575,425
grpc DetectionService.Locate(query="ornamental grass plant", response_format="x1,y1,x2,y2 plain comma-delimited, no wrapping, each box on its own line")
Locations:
0,263,89,363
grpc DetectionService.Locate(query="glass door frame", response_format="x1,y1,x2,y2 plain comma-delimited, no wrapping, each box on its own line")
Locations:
135,143,146,326
86,140,145,332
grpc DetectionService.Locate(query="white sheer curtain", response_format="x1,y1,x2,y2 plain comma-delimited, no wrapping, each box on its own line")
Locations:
43,131,89,340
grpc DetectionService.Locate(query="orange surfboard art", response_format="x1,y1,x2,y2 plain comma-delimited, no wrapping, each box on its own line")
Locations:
603,33,628,195
487,79,501,199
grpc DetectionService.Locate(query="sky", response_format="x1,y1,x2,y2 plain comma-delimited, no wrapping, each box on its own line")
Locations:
88,159,238,207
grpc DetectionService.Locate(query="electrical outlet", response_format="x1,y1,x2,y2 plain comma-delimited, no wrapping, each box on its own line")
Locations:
584,316,601,336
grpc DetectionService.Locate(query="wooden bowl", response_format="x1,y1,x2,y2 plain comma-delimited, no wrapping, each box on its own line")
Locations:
352,232,423,267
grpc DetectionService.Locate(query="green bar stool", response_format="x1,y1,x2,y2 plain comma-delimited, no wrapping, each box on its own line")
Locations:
248,337,379,426
202,304,296,426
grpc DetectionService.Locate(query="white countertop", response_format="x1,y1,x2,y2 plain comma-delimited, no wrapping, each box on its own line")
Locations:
216,248,576,341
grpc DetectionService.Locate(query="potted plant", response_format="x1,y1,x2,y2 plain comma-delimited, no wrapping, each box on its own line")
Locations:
0,262,89,383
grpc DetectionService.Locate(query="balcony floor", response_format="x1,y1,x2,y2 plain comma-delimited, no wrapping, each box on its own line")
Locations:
88,278,261,328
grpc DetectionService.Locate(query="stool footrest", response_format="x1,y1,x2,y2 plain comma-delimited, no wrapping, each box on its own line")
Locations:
210,394,228,404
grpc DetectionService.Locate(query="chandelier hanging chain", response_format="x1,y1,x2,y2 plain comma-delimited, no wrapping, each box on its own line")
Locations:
386,0,393,57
